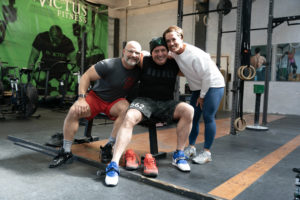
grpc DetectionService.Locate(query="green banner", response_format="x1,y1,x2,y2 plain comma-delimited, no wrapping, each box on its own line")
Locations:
0,0,108,95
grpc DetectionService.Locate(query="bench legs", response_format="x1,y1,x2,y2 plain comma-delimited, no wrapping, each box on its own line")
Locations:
73,118,100,144
148,124,167,160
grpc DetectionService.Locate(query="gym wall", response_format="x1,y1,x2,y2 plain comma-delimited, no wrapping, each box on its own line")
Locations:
207,0,300,115
110,0,300,115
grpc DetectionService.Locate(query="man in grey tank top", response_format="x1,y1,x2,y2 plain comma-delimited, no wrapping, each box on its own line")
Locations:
49,41,142,168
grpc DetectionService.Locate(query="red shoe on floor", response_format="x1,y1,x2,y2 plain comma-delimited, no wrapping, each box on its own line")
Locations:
143,153,158,177
124,149,140,170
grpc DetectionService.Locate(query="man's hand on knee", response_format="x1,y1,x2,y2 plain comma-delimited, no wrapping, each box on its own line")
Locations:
73,99,90,116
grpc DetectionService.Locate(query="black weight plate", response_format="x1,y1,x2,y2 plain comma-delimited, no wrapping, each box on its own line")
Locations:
24,83,38,117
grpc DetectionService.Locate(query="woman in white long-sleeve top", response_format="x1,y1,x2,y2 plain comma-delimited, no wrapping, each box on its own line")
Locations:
163,25,225,164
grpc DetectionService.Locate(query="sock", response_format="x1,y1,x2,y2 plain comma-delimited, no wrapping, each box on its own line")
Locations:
63,139,73,153
108,136,116,145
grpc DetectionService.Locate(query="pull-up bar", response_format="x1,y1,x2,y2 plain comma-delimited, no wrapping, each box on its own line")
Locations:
222,27,268,34
182,7,237,17
273,15,300,28
222,14,300,34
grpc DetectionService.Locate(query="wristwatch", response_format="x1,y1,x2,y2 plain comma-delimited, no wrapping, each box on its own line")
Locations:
78,94,86,98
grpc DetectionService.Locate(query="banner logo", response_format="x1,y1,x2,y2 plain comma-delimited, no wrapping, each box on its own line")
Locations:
38,0,87,23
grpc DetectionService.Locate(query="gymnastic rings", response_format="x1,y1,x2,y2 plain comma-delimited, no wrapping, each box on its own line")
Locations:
203,15,208,26
234,117,247,131
237,65,256,80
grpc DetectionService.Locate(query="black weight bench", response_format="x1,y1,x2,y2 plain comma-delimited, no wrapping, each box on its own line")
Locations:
74,113,112,144
74,114,167,160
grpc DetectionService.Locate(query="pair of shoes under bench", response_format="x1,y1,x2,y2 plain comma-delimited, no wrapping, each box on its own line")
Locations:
106,150,190,186
105,150,158,186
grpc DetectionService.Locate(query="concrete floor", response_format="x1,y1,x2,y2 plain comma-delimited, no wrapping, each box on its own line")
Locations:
0,108,189,200
1,107,300,200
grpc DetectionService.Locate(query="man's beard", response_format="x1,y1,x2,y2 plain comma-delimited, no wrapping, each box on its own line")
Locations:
125,55,139,66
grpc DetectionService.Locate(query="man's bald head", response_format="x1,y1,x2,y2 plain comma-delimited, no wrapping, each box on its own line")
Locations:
125,41,142,52
123,41,142,67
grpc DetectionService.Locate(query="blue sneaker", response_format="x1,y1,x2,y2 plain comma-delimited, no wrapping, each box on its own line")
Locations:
105,161,120,186
172,150,190,172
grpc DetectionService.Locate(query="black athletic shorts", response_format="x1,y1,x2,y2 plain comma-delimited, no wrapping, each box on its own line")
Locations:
129,97,180,123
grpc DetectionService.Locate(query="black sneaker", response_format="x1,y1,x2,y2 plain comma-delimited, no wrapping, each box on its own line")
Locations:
100,143,113,164
49,148,73,168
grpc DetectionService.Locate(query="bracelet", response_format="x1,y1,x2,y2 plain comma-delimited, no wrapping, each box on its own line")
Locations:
78,94,86,98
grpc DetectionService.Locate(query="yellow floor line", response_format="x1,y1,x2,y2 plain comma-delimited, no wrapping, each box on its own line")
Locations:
208,134,300,200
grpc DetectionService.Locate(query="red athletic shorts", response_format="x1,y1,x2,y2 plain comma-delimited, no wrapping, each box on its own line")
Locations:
85,90,126,121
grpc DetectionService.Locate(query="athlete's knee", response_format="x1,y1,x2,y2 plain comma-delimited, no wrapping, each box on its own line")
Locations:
181,104,194,122
68,105,79,118
174,103,193,123
123,110,141,128
68,104,89,120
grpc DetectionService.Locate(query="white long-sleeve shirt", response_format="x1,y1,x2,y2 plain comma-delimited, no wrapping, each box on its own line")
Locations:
170,43,225,98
